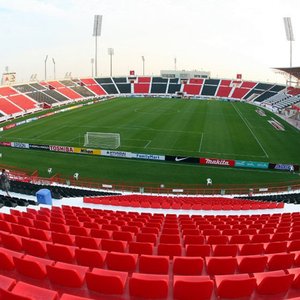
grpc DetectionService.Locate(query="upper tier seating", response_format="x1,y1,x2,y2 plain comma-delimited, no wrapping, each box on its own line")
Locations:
7,95,37,110
0,98,23,114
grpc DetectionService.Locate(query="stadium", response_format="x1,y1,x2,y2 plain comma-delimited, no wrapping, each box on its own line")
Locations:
0,1,300,299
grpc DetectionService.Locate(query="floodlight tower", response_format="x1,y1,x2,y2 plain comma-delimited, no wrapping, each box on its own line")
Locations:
174,57,177,71
52,58,56,79
93,15,103,77
283,17,295,84
108,48,114,77
44,55,48,80
91,58,94,77
141,56,145,76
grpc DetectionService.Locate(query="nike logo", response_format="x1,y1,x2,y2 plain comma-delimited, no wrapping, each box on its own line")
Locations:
175,157,189,162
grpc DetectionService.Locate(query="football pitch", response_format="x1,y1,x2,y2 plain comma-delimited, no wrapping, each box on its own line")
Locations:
0,97,300,187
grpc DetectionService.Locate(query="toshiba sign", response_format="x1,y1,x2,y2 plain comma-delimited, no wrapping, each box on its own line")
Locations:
199,157,235,167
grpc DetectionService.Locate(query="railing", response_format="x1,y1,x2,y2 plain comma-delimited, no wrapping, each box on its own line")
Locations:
2,164,300,196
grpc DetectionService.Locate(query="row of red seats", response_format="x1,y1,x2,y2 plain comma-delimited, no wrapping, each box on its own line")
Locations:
1,254,300,299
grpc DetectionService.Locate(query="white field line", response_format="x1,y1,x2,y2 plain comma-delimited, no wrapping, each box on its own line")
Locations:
198,133,204,152
231,103,269,158
144,140,152,149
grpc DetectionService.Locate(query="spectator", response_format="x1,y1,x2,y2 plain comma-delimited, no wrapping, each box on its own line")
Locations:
1,169,11,197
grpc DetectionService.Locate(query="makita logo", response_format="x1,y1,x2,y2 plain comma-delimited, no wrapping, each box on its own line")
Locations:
205,159,230,165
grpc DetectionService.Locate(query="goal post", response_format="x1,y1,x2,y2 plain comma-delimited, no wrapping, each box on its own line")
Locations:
84,132,120,149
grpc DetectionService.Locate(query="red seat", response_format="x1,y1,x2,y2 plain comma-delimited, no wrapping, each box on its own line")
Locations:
136,233,157,244
90,228,112,238
21,238,48,258
129,273,169,299
183,235,204,245
1,281,58,300
139,254,169,274
251,234,271,243
75,235,101,249
51,232,75,246
173,275,213,300
287,267,300,288
1,232,22,251
237,255,268,273
288,240,300,251
267,253,295,271
157,243,182,258
215,273,256,298
212,244,238,256
106,251,138,272
28,228,51,241
254,270,294,295
86,268,128,295
229,234,250,244
0,247,23,270
46,244,75,263
101,239,127,252
75,248,107,268
186,244,211,257
206,235,228,245
50,223,69,234
13,255,54,279
128,241,154,255
264,241,288,254
173,256,203,275
46,262,88,288
0,220,12,232
112,231,134,242
206,257,237,275
11,224,30,237
239,243,264,255
0,274,16,290
159,234,180,244
271,232,289,242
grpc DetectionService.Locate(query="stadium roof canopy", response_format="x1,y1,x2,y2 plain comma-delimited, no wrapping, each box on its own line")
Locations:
273,67,300,80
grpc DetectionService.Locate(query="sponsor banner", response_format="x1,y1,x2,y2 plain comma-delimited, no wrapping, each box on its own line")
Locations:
259,188,268,192
38,112,55,119
12,142,29,149
16,120,26,126
166,156,198,164
235,160,269,169
200,157,235,167
29,144,50,151
0,141,12,147
101,150,131,158
3,124,16,130
269,163,299,172
132,153,165,161
74,147,101,155
172,189,184,193
49,145,74,153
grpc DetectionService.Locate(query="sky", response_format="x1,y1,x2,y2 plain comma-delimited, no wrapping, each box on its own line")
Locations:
0,0,299,84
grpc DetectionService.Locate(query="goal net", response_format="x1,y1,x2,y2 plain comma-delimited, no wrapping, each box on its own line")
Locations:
84,132,120,149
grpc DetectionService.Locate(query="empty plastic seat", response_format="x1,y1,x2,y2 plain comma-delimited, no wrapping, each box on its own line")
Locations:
51,232,75,246
106,252,138,272
254,270,294,295
46,243,75,263
267,253,295,271
288,240,300,251
28,227,51,241
21,238,48,258
13,255,54,279
46,261,88,288
186,244,211,257
206,257,237,275
0,274,16,290
287,267,300,288
183,235,204,245
139,255,169,274
237,255,268,273
128,241,154,255
251,234,271,243
0,281,58,300
90,228,112,238
157,243,182,258
86,268,128,295
0,220,12,232
50,222,69,234
229,234,250,244
264,241,288,254
75,248,106,268
129,273,169,299
212,244,238,257
239,243,264,255
271,232,289,242
215,273,257,298
0,232,22,251
206,235,229,245
173,256,203,275
101,239,127,252
0,247,23,270
112,230,134,242
75,235,101,249
173,275,213,300
11,223,29,237
136,233,157,244
160,234,180,244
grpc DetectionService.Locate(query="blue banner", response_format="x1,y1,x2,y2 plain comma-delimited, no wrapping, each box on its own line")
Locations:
235,160,269,169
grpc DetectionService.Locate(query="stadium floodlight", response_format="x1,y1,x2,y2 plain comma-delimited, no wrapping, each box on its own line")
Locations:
93,15,103,77
52,58,56,80
44,55,48,80
141,56,145,76
108,48,114,77
283,17,295,68
91,58,94,77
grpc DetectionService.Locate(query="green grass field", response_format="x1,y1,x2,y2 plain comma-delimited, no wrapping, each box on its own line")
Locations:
0,98,300,187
